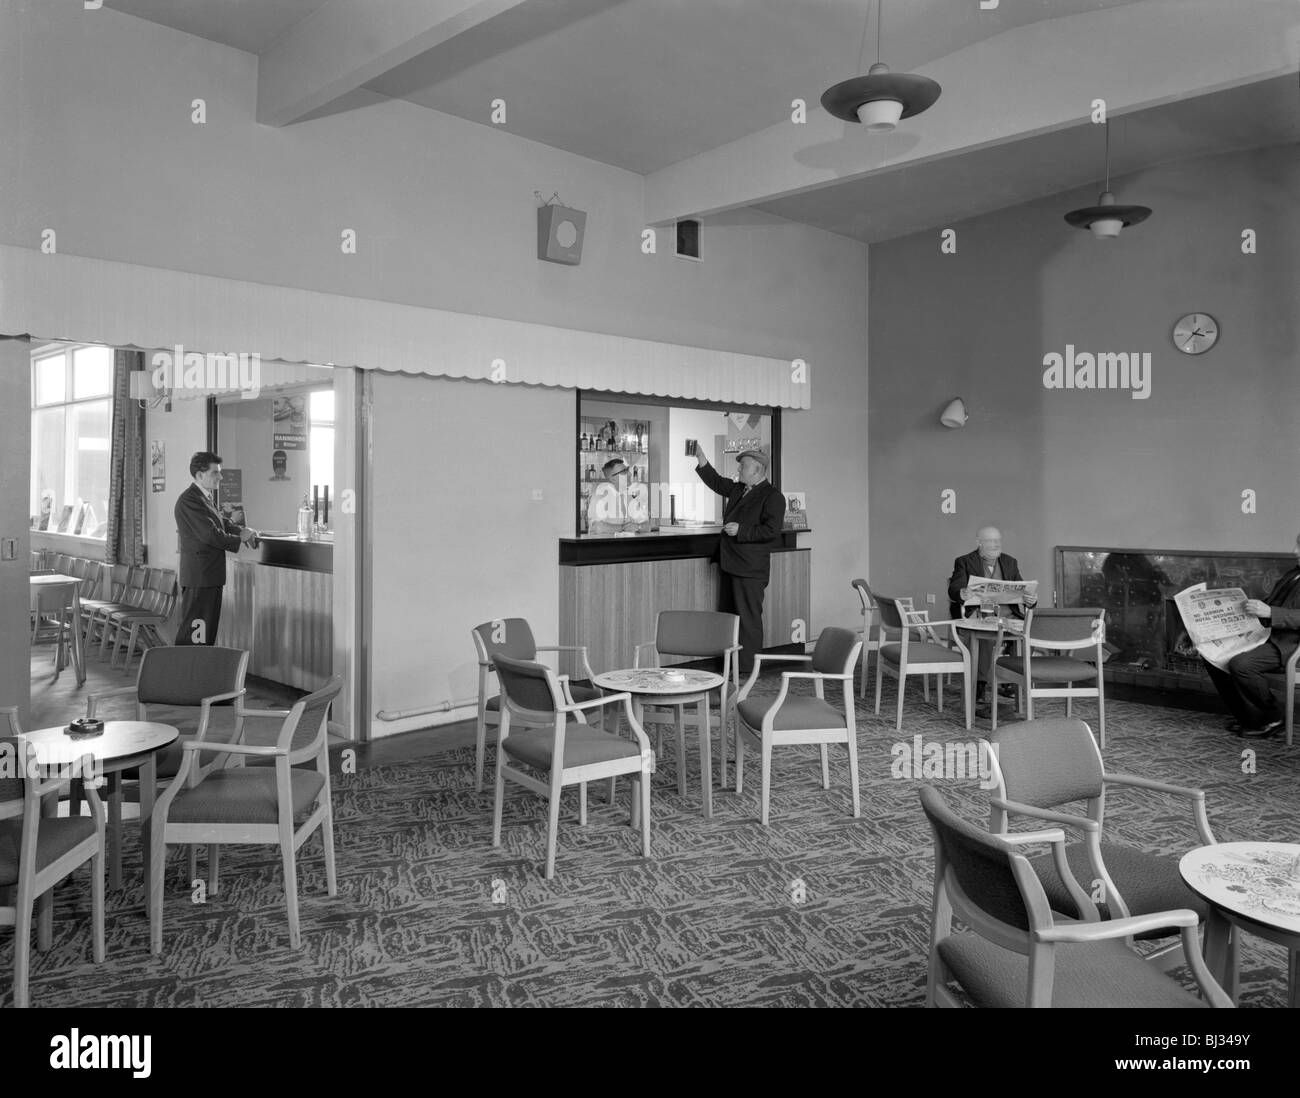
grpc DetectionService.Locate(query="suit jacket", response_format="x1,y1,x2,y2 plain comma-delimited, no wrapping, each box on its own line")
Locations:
1263,566,1300,660
695,462,786,580
175,482,242,588
947,550,1025,620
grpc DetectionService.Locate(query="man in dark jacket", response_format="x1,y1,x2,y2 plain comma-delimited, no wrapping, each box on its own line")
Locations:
174,451,258,645
1206,537,1300,737
694,447,786,674
947,526,1038,716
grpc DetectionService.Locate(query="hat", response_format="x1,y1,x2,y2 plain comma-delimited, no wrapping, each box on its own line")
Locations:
735,449,769,470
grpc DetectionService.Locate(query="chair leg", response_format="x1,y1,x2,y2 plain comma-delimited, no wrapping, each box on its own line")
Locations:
675,708,687,797
149,816,166,955
188,846,198,889
491,756,507,848
209,845,220,895
474,710,487,793
895,671,906,733
605,776,617,805
874,656,884,715
91,844,106,964
639,772,652,857
760,739,773,826
14,890,32,1007
107,775,123,890
846,732,861,818
718,703,729,789
544,779,563,880
819,744,830,790
735,734,745,795
1097,682,1106,750
321,805,338,897
578,782,588,825
280,832,301,949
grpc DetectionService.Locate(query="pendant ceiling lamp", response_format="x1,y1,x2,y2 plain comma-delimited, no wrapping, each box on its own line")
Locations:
1064,119,1152,239
821,0,941,133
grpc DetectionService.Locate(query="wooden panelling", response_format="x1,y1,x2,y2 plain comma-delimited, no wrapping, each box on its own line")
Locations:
220,560,332,691
560,549,811,674
765,550,812,648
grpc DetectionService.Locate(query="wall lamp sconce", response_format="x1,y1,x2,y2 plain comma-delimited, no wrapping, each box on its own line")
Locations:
940,398,968,428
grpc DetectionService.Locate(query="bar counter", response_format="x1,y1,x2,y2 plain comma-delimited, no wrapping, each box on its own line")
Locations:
215,536,333,691
559,528,811,675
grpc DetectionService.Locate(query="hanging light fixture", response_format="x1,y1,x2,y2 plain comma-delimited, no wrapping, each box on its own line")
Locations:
821,0,941,133
1064,119,1151,238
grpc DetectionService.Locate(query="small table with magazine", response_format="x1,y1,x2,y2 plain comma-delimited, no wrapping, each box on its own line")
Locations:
593,667,725,818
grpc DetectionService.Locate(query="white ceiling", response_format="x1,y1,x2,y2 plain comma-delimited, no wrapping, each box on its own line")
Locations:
103,0,1298,243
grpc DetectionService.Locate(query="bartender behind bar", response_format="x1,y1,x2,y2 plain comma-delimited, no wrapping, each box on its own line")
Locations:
587,458,649,535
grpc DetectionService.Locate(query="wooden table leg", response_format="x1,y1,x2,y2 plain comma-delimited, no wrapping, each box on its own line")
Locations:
37,790,58,949
698,694,713,818
1203,908,1234,1002
71,590,85,685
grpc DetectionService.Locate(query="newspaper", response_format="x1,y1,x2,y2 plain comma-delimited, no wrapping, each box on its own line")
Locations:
1173,583,1269,670
964,577,1038,605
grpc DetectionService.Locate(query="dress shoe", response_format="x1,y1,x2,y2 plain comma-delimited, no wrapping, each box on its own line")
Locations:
997,684,1017,699
1240,719,1284,739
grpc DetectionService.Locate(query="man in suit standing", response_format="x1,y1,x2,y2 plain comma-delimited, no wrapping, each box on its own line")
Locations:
1205,535,1300,737
947,526,1038,717
174,451,259,645
694,446,786,674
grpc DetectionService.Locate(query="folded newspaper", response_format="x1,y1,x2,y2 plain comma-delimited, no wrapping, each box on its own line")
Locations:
1173,583,1269,670
964,577,1038,605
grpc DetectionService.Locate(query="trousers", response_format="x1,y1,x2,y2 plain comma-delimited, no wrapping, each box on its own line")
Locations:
175,586,223,646
719,572,768,673
1203,641,1286,725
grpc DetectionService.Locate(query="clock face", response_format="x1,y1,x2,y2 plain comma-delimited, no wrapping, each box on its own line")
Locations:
1172,313,1219,355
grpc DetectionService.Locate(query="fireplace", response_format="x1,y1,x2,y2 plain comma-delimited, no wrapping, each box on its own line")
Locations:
1055,546,1295,694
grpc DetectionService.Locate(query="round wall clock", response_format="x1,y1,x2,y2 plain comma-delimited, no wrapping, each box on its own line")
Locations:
1172,313,1219,354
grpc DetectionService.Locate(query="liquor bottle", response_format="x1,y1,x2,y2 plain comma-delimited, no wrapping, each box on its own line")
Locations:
580,433,588,451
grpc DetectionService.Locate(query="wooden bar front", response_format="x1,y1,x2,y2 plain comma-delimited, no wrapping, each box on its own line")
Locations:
559,547,811,675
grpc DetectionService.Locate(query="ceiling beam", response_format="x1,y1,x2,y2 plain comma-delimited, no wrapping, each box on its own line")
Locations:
643,0,1300,225
257,0,532,127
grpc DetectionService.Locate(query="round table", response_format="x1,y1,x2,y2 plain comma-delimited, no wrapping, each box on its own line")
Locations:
1179,841,1300,1006
593,668,725,817
21,720,179,898
954,616,1024,718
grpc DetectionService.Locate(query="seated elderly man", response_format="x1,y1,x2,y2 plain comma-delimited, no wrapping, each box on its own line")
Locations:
1204,536,1300,738
948,525,1037,718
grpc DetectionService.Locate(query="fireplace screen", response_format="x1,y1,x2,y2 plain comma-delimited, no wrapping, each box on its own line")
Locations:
1055,547,1295,676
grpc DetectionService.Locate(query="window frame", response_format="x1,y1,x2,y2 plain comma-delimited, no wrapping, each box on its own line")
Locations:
29,342,114,541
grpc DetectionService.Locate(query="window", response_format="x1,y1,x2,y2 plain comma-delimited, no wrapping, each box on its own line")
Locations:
309,388,335,496
576,392,777,536
31,344,113,538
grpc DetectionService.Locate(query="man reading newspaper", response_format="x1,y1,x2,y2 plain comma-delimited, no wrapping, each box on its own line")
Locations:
1181,536,1300,738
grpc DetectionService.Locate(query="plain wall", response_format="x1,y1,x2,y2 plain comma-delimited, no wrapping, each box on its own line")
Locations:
1,340,32,722
868,144,1299,608
2,2,871,734
142,399,209,575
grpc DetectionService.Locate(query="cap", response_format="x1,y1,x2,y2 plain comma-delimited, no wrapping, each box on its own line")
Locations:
735,449,769,470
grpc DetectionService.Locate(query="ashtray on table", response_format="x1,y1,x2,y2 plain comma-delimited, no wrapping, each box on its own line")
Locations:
65,718,104,739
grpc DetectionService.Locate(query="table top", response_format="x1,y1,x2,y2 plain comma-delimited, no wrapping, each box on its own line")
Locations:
594,668,725,695
1180,842,1300,935
21,721,179,767
955,617,1025,633
29,574,81,587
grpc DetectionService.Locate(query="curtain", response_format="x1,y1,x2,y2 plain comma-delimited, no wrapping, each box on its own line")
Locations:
106,348,145,565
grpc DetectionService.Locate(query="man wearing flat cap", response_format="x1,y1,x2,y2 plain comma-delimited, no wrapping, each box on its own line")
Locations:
694,446,786,674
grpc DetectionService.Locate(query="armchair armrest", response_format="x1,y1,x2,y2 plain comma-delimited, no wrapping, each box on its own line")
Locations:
235,707,293,720
990,797,1099,833
560,692,632,715
86,684,139,717
182,740,284,758
780,671,852,683
997,827,1067,847
1035,909,1199,944
1102,771,1216,845
632,641,657,668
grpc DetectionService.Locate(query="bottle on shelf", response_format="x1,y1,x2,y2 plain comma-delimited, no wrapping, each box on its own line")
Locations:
580,432,588,451
297,495,313,540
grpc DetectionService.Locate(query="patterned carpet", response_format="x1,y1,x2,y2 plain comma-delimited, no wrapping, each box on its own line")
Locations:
5,672,1298,1008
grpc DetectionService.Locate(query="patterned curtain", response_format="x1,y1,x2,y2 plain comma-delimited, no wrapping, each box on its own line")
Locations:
106,348,145,565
